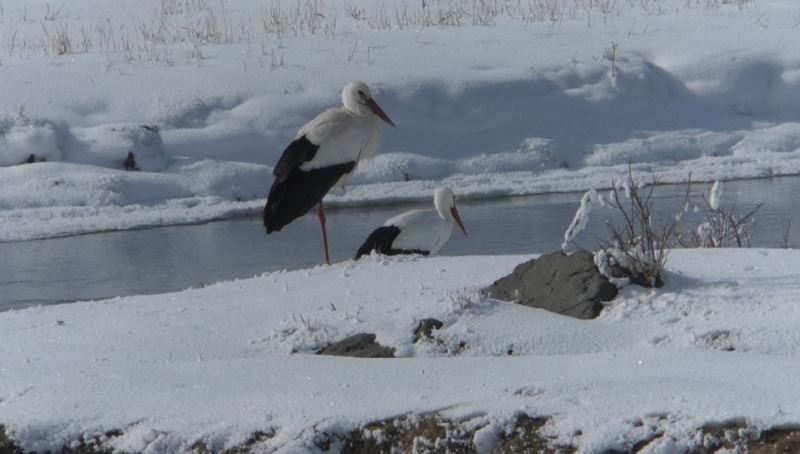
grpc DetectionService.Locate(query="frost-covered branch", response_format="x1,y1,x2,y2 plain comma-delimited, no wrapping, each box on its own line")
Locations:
562,189,598,253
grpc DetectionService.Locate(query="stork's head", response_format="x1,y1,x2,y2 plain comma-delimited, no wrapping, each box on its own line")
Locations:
342,81,396,127
434,187,468,237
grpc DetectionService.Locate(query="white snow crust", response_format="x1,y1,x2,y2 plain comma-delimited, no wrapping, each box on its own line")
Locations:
2,249,800,452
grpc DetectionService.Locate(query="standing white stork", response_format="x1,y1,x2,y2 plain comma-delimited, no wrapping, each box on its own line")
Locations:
263,81,396,264
355,187,468,259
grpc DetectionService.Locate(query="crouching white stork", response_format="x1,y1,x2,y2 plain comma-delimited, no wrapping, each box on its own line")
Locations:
263,81,396,264
355,187,468,259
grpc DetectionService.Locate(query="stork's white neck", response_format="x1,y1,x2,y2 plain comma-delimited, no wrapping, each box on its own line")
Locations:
433,188,456,221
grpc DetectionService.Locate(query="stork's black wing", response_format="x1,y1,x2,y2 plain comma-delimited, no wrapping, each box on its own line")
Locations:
263,135,355,233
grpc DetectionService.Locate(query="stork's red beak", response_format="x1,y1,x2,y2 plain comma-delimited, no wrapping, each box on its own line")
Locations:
367,98,396,128
451,206,468,238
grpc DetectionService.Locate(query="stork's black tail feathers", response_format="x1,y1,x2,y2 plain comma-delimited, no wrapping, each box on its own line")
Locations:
355,226,430,259
355,226,401,258
263,162,356,233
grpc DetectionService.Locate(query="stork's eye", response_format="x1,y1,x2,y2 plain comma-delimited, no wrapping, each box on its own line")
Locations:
357,90,368,102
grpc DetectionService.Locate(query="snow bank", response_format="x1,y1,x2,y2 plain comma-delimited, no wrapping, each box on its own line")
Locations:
0,161,268,241
65,124,168,171
3,0,800,239
1,120,169,171
0,115,60,165
2,249,800,452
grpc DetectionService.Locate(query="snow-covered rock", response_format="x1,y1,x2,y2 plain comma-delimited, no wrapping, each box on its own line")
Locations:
485,250,617,319
0,115,60,165
64,124,168,171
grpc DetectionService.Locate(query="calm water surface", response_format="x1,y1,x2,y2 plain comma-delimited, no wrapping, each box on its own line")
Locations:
2,177,799,311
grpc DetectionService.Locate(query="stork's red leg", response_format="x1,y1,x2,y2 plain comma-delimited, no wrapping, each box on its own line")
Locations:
318,202,331,265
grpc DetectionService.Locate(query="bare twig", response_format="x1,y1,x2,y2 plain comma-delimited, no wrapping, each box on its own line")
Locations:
679,183,762,248
781,219,793,249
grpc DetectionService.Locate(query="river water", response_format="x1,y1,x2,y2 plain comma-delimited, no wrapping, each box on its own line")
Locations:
2,177,798,311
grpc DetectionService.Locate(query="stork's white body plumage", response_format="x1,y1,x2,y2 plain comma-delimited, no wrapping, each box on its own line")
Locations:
298,108,382,173
355,188,468,258
263,81,395,264
384,208,455,256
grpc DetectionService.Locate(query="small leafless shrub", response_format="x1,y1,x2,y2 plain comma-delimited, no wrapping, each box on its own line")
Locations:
188,38,206,61
370,4,393,30
42,21,71,55
262,0,330,38
448,290,479,312
677,181,762,248
603,41,618,78
344,4,366,20
266,46,284,69
43,2,65,22
7,28,17,57
435,4,468,26
292,313,314,332
470,0,501,25
78,26,92,53
599,168,688,288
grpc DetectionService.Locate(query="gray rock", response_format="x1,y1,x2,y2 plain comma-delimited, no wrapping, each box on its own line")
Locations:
484,250,617,320
317,333,395,358
413,318,444,342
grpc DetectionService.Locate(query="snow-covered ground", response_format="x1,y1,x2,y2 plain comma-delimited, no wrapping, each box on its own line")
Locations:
5,3,800,450
3,0,800,240
1,249,799,452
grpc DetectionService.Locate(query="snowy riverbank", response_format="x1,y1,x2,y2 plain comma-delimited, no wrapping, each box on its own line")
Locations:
2,249,800,452
3,0,800,240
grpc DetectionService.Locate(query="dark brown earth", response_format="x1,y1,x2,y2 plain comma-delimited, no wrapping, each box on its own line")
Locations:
6,417,799,454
